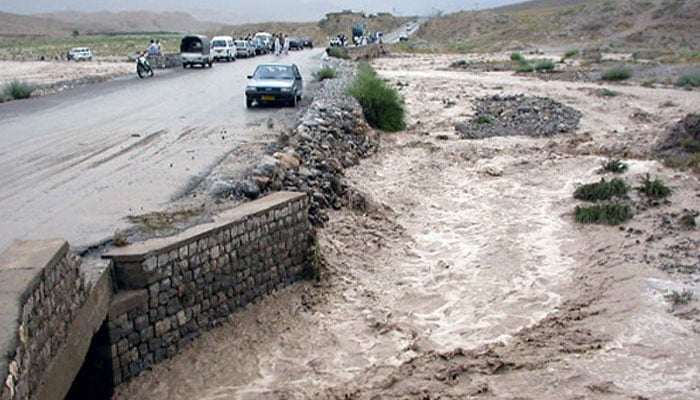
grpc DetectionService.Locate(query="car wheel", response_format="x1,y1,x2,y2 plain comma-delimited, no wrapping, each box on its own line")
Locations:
291,95,298,107
246,97,253,108
183,63,188,69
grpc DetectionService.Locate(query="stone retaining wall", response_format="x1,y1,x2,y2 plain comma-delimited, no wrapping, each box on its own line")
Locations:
102,191,310,384
0,240,112,400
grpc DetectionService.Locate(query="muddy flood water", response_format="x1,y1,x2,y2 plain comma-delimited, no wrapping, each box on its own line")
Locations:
114,54,700,399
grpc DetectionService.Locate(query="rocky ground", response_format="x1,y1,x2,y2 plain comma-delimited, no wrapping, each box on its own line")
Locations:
110,51,699,400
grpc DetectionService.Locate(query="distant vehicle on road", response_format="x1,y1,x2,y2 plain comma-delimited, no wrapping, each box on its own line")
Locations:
288,37,303,51
234,40,255,58
68,47,92,61
181,35,213,68
399,33,409,42
245,63,303,108
253,32,274,51
211,36,235,62
301,37,314,48
251,38,269,55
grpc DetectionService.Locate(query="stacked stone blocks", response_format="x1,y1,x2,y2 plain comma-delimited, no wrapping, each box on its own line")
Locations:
103,192,310,384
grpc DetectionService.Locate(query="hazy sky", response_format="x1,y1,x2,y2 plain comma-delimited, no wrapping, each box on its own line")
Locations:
0,0,524,22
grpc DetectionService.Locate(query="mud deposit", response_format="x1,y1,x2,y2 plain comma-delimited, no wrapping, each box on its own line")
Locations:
115,54,700,399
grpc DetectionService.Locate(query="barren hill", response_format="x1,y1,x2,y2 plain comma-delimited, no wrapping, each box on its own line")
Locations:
416,0,700,52
38,11,219,35
0,11,73,37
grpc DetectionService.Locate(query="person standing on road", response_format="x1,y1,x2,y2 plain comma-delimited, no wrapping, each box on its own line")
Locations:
274,34,281,56
283,35,289,55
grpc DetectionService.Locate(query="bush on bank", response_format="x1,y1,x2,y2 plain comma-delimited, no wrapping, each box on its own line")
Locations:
347,62,406,132
1,79,34,102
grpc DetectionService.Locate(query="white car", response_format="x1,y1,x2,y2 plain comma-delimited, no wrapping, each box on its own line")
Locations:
211,36,235,62
234,40,254,58
68,47,92,61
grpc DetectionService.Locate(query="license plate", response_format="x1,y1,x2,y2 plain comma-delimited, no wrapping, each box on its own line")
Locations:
261,95,275,101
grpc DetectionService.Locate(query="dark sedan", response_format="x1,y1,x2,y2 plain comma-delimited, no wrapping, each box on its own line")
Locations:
301,37,314,48
245,63,303,108
288,37,303,51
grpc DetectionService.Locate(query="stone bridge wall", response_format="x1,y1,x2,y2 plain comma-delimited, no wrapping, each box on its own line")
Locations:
101,191,310,385
0,240,112,400
0,191,311,398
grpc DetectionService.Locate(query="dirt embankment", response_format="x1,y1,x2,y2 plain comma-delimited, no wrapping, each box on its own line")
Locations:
111,52,699,400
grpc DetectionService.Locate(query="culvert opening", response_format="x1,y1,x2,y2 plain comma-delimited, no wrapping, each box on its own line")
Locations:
64,318,114,400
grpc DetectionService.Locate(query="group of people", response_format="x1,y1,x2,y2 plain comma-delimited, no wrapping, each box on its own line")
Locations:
147,39,162,56
272,33,290,56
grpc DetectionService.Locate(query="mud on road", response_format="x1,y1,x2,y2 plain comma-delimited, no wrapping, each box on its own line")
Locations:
114,53,700,399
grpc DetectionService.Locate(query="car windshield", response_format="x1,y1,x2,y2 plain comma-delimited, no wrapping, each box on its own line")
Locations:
212,40,227,47
253,65,294,80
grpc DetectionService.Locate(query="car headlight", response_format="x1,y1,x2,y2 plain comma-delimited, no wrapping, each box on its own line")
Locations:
245,85,256,92
280,87,292,92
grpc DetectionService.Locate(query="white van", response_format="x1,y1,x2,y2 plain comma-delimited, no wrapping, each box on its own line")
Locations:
253,32,273,52
211,36,235,62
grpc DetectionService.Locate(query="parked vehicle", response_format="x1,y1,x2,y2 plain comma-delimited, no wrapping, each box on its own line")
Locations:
180,35,213,68
211,36,235,62
136,52,153,78
253,32,274,51
234,40,254,58
301,37,314,48
251,38,268,55
68,47,92,61
288,37,303,51
245,63,303,108
399,33,409,42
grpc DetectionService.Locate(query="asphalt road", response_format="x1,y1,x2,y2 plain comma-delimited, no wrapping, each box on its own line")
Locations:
0,48,323,252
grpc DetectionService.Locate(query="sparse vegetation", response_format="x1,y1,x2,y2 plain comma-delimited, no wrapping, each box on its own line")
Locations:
601,66,633,81
312,65,337,81
675,71,700,87
599,158,629,174
574,178,629,201
510,52,525,63
638,174,672,199
515,63,534,73
664,152,700,173
348,62,406,132
594,88,622,97
1,79,34,101
665,289,694,305
476,115,494,125
575,203,633,225
327,46,350,59
450,59,469,68
564,49,580,59
534,59,555,72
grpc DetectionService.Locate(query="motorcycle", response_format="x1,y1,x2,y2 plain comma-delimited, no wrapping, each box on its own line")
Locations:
136,52,154,78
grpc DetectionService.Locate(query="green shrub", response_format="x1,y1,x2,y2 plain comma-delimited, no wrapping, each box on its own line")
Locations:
312,65,337,81
2,79,34,100
574,178,629,201
348,62,406,132
534,59,555,71
510,52,525,63
516,63,534,73
638,174,672,199
575,203,633,225
476,115,494,125
602,67,633,81
675,71,700,87
327,46,349,59
665,289,693,305
450,59,469,68
599,158,628,173
564,49,580,58
594,88,622,97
